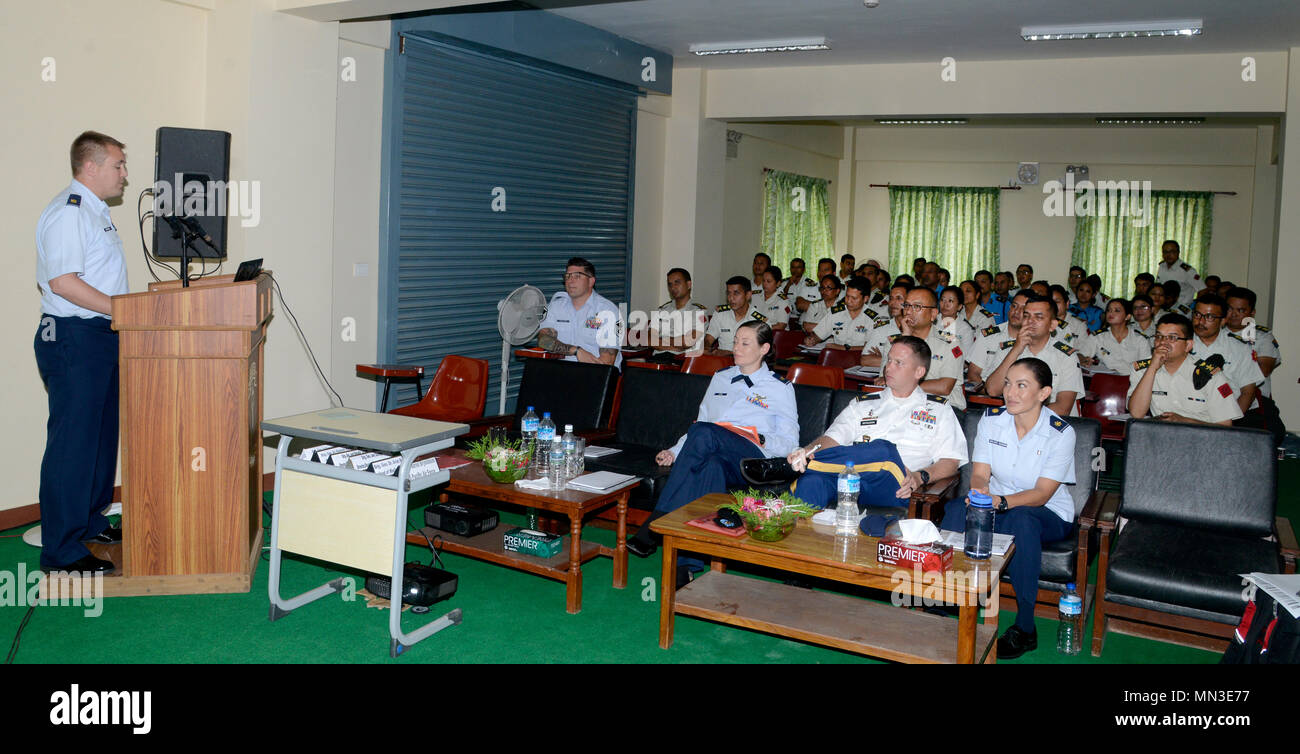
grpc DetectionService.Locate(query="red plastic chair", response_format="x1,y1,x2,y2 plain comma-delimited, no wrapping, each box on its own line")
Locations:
786,363,846,390
816,347,862,370
771,329,805,360
1079,372,1130,442
681,354,734,376
388,355,489,423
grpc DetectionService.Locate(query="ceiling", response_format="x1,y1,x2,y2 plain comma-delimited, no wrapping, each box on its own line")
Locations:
524,0,1300,68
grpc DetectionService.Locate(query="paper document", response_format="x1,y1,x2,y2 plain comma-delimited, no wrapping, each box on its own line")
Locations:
939,530,1015,557
583,445,622,458
566,470,638,492
798,342,827,352
715,421,762,447
844,365,880,378
1241,573,1300,618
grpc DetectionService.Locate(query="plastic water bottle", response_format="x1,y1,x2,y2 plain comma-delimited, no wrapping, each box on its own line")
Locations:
964,491,994,560
561,424,577,477
835,463,861,534
1057,583,1083,655
536,412,556,473
521,406,539,468
548,433,567,491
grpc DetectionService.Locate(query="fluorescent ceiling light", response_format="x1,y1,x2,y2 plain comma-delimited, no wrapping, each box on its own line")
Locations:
1096,117,1205,125
875,119,968,125
1021,19,1202,41
689,37,829,56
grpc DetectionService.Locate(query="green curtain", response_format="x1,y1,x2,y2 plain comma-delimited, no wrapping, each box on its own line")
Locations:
760,169,834,275
1071,190,1213,300
887,186,1000,283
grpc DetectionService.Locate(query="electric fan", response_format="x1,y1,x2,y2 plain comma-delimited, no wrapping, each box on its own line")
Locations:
496,285,548,413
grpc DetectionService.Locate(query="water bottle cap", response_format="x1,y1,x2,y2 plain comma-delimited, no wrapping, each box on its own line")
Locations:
543,412,551,418
565,425,573,432
968,491,993,508
527,406,534,411
1066,582,1076,590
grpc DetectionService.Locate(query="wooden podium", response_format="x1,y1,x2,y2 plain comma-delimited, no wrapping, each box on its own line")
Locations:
103,272,273,596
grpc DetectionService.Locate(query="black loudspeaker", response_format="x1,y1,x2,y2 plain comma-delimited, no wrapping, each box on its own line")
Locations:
153,127,231,260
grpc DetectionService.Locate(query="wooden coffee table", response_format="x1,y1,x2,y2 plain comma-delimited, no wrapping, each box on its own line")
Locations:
651,495,1014,664
407,450,637,614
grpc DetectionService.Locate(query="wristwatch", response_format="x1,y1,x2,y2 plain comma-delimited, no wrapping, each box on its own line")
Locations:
918,469,930,485
997,496,1009,513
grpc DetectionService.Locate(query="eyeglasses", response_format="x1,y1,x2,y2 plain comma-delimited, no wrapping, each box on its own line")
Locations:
819,285,839,291
563,272,592,280
1133,304,1151,310
901,303,935,312
1191,311,1222,321
1152,334,1190,342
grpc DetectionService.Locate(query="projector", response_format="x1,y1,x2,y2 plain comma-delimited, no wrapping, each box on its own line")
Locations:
426,502,498,537
365,563,457,613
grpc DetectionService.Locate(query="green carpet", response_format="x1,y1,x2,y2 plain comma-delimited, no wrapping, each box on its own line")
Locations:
3,457,1296,665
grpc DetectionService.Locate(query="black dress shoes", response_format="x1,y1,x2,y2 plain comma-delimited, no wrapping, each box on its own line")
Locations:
996,625,1038,660
740,457,799,486
87,526,122,544
42,555,115,574
625,536,658,558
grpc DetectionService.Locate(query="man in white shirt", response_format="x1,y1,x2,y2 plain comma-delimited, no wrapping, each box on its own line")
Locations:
752,267,793,330
1127,314,1242,425
983,294,1084,417
787,336,969,507
1188,294,1264,417
1156,240,1201,308
34,131,132,573
648,267,709,352
805,277,876,349
750,252,772,291
703,276,768,354
799,274,844,332
859,283,910,367
537,257,623,369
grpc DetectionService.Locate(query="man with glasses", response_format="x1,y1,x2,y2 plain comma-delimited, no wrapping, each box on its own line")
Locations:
1188,294,1264,417
800,274,845,332
1010,264,1034,298
859,282,910,367
703,276,767,355
1223,287,1286,440
983,294,1083,417
795,258,837,315
968,290,1030,386
866,286,966,411
804,277,876,349
1127,313,1241,425
537,257,623,369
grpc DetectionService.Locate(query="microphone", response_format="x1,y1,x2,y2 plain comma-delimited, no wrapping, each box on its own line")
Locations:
180,215,222,254
157,215,187,238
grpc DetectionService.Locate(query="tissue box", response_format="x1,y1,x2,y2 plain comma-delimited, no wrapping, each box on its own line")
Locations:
502,527,563,558
876,538,953,573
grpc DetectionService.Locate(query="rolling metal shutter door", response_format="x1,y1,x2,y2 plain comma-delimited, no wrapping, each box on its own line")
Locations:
382,32,636,413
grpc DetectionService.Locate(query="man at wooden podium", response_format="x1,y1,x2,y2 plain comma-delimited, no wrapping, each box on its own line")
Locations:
32,131,130,573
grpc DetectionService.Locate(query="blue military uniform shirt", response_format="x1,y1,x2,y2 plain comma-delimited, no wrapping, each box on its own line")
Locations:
36,179,128,319
539,290,624,369
670,364,800,459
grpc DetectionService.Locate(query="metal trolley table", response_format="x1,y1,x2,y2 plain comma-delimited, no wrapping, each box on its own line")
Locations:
262,407,467,657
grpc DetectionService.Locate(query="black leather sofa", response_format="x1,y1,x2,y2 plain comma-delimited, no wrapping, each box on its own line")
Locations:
458,357,620,443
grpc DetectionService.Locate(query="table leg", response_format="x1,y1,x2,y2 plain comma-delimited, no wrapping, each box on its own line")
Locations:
957,603,977,664
566,514,584,614
710,559,727,574
658,537,677,649
380,379,392,413
613,493,628,589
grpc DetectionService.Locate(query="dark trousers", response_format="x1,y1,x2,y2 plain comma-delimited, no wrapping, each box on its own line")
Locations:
632,423,757,571
941,501,1072,632
788,442,907,510
33,316,119,568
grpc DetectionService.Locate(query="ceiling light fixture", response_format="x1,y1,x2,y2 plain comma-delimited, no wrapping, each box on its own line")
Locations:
688,37,830,56
875,119,968,125
1021,19,1202,42
1096,117,1206,125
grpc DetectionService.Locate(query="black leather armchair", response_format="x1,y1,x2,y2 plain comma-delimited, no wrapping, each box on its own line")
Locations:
1091,419,1299,656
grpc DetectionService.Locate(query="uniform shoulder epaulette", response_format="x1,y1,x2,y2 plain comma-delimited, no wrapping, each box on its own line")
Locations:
776,292,789,300
887,334,901,344
979,307,995,319
856,392,882,402
716,304,730,312
1256,324,1271,333
985,405,1005,416
1048,415,1068,433
830,302,847,314
1057,317,1069,328
925,394,948,404
771,371,789,384
66,194,81,206
1000,339,1016,350
1181,262,1193,271
874,318,892,328
1053,341,1076,356
660,300,672,309
1226,329,1249,344
751,310,767,322
870,292,886,304
1133,358,1151,371
692,302,707,310
981,325,1000,337
804,278,815,286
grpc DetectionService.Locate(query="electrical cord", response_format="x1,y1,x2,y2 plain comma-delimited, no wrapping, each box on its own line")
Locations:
269,275,345,408
5,605,36,664
136,189,180,282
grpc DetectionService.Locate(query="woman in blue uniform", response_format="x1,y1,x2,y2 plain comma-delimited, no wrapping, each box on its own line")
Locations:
941,357,1077,659
626,320,800,575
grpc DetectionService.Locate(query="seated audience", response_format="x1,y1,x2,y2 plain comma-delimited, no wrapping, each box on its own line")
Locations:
703,276,767,355
1130,293,1157,339
1133,272,1154,298
752,267,792,330
751,252,771,291
1068,279,1104,333
649,267,710,352
1079,298,1151,373
800,274,845,332
1127,313,1241,426
537,256,622,368
1189,294,1264,418
859,282,909,366
983,294,1084,417
805,277,876,349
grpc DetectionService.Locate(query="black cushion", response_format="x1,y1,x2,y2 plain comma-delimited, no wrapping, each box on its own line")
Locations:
830,388,860,422
792,384,833,447
613,368,710,449
584,444,669,511
1039,531,1079,582
1120,420,1276,537
514,359,619,433
1104,519,1282,617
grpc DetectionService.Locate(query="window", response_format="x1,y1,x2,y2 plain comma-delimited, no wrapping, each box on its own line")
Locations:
1071,190,1212,299
760,169,833,275
887,186,1000,283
